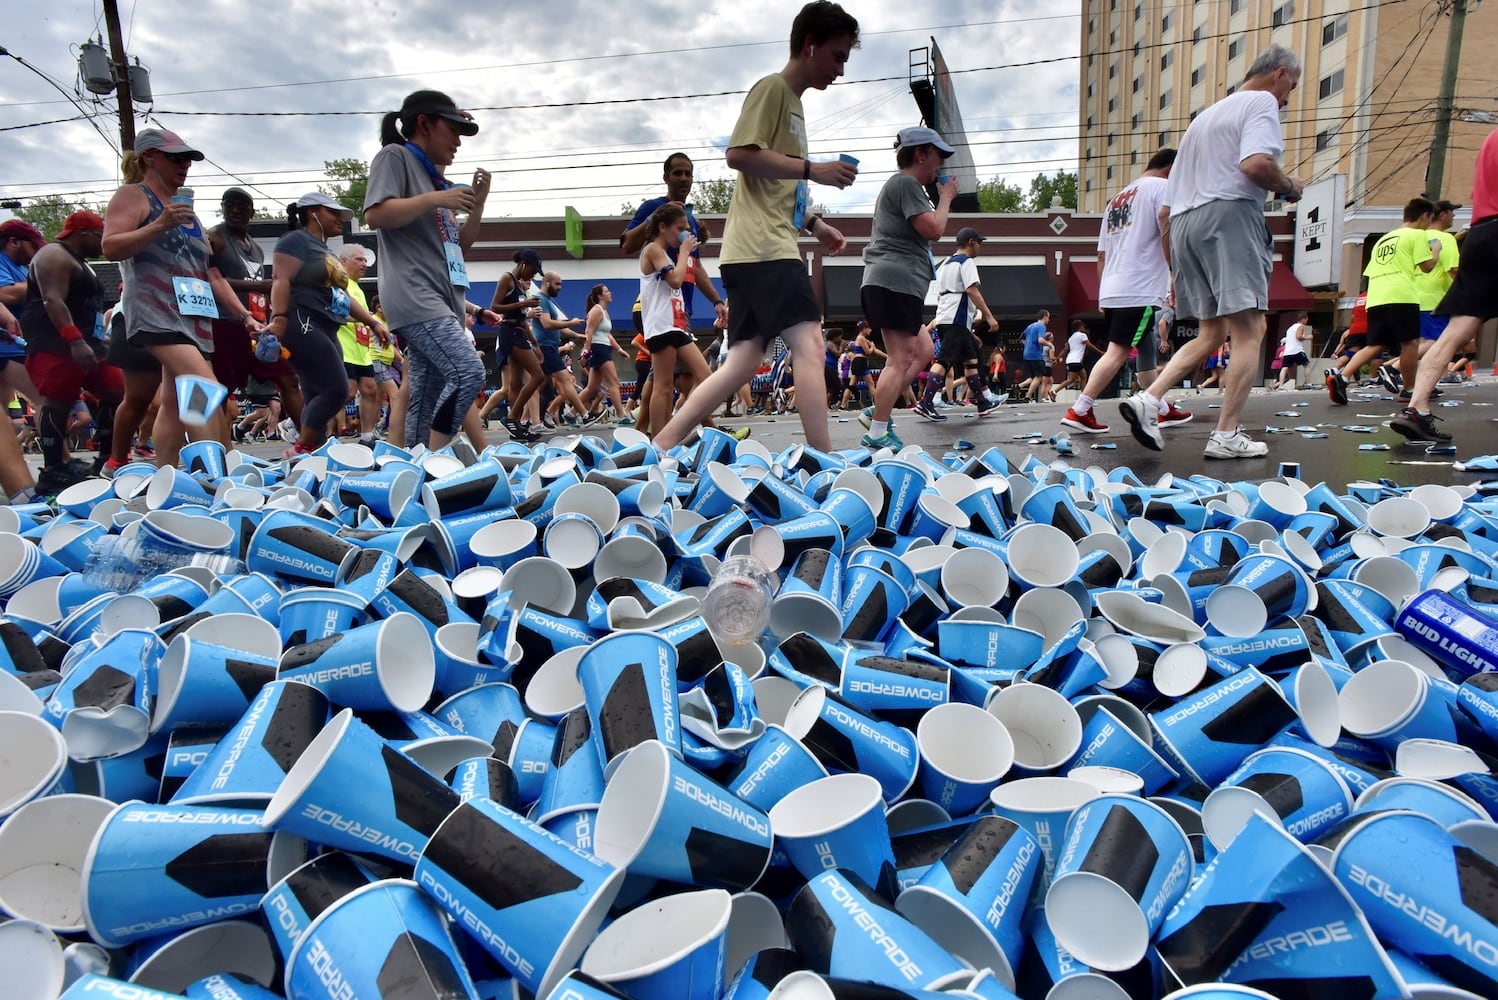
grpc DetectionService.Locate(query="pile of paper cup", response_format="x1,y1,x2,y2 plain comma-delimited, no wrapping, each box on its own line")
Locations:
10,429,1498,998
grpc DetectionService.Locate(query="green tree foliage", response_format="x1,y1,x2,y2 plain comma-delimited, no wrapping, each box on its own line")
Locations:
14,195,91,241
976,177,1025,213
692,177,735,214
322,158,369,222
1026,170,1079,212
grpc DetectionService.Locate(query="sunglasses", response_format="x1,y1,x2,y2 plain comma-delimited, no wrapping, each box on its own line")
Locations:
158,152,195,166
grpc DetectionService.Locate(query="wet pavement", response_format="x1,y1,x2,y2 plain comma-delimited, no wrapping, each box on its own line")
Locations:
61,375,1498,492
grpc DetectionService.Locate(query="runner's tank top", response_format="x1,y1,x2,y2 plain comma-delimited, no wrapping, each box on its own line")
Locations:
591,309,613,346
639,265,687,337
120,184,215,352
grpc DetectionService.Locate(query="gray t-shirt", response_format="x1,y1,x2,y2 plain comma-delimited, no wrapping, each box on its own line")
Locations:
364,143,465,330
861,173,937,299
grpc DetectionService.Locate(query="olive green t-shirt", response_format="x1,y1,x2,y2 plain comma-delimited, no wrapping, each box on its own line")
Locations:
720,74,807,265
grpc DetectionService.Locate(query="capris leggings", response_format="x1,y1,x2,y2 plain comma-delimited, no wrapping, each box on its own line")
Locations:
398,314,485,445
283,308,348,437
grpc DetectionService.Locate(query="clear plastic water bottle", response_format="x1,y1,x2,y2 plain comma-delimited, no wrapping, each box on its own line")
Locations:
702,554,776,646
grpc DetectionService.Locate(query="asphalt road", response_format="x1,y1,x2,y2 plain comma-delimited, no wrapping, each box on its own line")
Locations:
49,375,1498,492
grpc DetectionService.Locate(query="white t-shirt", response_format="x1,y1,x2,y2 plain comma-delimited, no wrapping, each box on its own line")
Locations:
1166,90,1285,217
933,255,982,327
1097,174,1170,308
1066,331,1090,364
1280,323,1307,357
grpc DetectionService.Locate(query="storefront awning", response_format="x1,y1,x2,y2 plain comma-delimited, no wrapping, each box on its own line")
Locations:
1067,260,1101,316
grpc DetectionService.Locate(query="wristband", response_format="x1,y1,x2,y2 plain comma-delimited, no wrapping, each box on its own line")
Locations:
59,324,85,343
803,159,811,181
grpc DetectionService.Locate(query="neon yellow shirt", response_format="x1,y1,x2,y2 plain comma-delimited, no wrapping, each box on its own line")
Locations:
1415,229,1459,311
1363,226,1431,309
336,282,372,366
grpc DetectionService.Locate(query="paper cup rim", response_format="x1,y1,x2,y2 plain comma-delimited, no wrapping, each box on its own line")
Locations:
0,919,63,999
895,884,1017,989
1339,659,1424,737
917,702,1015,785
1045,869,1151,972
768,772,884,838
582,887,732,982
0,711,69,818
988,775,1101,814
0,793,114,931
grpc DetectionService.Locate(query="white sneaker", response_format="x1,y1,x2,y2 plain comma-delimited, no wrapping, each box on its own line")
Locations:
983,390,1003,406
1203,429,1269,460
278,418,298,443
1118,395,1163,451
933,394,955,409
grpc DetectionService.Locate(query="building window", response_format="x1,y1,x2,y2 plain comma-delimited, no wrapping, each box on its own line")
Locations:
1085,180,1093,193
1110,28,1116,44
1228,38,1243,60
1087,84,1094,98
1162,13,1172,32
1086,147,1094,161
1134,41,1142,55
1134,4,1142,18
1107,166,1115,180
1230,0,1245,13
1190,109,1201,122
1272,1,1294,28
1161,51,1174,71
1109,62,1117,79
1108,132,1116,146
1132,112,1142,128
1133,76,1143,93
1159,90,1172,109
1089,17,1096,34
1323,13,1348,45
1316,129,1334,151
1110,0,1117,9
1191,66,1205,87
1319,69,1344,100
1087,115,1094,128
1227,84,1237,94
1132,150,1140,165
1108,97,1117,112
1159,130,1171,146
1193,26,1203,44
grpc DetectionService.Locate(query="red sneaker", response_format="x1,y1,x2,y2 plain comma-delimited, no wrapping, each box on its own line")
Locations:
1158,403,1194,427
1061,407,1109,433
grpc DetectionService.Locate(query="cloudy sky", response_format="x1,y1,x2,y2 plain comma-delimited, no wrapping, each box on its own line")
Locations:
1,0,1081,225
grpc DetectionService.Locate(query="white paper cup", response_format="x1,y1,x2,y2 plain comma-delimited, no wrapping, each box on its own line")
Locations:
915,702,1014,815
1365,496,1432,539
525,646,588,720
939,547,1010,609
555,481,623,536
831,467,886,517
1007,523,1079,588
985,683,1084,774
581,889,733,1000
0,711,68,817
500,556,577,616
1139,531,1189,580
0,919,63,1000
1153,643,1210,698
1011,588,1086,649
1094,590,1205,645
752,676,803,727
0,794,114,931
1410,483,1464,524
726,891,788,984
1351,555,1421,607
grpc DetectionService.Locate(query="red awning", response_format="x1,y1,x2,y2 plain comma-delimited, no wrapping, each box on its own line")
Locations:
1268,260,1314,312
1067,260,1100,315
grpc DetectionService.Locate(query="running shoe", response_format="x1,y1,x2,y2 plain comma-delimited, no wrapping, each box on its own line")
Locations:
861,429,903,451
541,412,557,430
1203,430,1269,460
933,394,955,409
729,426,752,442
913,402,946,422
35,464,92,496
857,406,893,431
615,415,635,427
1158,403,1194,427
1390,408,1451,443
581,409,604,427
1377,365,1403,394
974,395,1001,418
1061,407,1109,433
99,457,125,480
1119,395,1163,451
132,442,158,460
1325,369,1349,406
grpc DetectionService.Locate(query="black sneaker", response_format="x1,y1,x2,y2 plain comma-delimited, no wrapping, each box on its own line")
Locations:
1390,407,1452,443
581,409,604,427
1378,366,1403,394
1325,368,1348,406
36,463,93,496
540,412,557,429
913,402,947,422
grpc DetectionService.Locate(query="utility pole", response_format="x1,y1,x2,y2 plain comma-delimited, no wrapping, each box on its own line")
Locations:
101,0,135,151
1425,0,1468,201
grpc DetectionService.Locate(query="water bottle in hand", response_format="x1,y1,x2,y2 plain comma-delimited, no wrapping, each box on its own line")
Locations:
702,554,776,646
255,333,282,363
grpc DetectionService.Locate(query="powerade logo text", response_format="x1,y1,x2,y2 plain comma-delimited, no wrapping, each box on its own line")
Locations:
1284,803,1346,838
823,702,912,760
1229,920,1355,968
1034,819,1058,881
121,810,260,825
266,889,306,947
109,902,255,939
1346,864,1498,967
1159,671,1257,726
658,646,677,749
671,775,768,836
417,870,536,980
213,689,269,788
299,803,420,860
288,662,374,686
984,839,1037,930
733,741,789,797
255,548,333,578
1208,635,1303,657
1147,850,1190,922
1400,614,1498,675
303,936,357,1000
825,873,924,982
847,679,943,702
193,975,250,1000
1077,721,1116,766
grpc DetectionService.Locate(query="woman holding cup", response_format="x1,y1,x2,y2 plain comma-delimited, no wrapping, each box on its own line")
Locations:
103,129,263,466
856,126,959,450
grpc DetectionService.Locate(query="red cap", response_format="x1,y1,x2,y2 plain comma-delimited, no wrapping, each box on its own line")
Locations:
57,211,106,240
0,219,46,246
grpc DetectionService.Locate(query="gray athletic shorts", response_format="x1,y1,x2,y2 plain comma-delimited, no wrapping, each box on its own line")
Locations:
1170,199,1273,321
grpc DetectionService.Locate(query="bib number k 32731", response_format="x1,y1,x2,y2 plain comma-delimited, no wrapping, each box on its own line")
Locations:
172,276,219,319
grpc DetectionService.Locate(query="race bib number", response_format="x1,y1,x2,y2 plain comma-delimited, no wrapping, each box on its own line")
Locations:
445,243,471,288
672,298,688,332
792,180,809,231
330,286,352,320
355,324,371,347
171,276,219,319
247,292,268,322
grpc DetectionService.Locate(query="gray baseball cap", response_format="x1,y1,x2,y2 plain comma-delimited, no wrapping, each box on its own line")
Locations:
134,128,204,160
294,191,354,221
896,126,956,155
